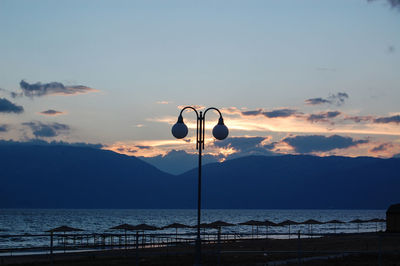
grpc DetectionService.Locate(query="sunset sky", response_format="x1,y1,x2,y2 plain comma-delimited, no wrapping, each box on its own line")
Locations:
1,0,399,166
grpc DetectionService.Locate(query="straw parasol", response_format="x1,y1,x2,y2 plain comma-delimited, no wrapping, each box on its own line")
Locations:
301,219,323,235
278,220,298,238
46,225,83,254
366,218,386,232
162,223,191,242
262,220,278,238
46,225,83,233
109,223,137,249
208,220,235,228
132,224,159,231
324,219,345,234
350,219,368,233
110,223,137,231
239,220,263,239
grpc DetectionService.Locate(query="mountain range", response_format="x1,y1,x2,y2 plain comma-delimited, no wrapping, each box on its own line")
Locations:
0,143,399,209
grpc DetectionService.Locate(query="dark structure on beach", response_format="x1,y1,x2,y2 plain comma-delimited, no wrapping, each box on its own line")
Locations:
386,203,400,233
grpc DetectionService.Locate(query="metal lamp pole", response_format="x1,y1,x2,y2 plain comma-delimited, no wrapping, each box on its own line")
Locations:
172,106,229,266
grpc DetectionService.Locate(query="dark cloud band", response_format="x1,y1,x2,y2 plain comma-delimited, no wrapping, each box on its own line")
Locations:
22,122,70,138
0,124,8,132
370,143,393,153
305,92,349,106
374,115,400,124
40,109,65,116
242,108,298,118
0,98,24,113
282,134,368,153
307,111,341,123
18,80,96,97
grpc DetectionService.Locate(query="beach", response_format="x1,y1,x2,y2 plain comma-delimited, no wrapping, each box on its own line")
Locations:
1,232,399,265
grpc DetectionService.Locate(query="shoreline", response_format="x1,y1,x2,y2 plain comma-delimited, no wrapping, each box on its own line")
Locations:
1,232,399,265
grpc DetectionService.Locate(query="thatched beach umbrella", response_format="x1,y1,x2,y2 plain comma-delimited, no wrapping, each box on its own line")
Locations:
278,220,299,238
46,225,83,233
132,224,159,231
350,219,368,233
109,223,137,249
301,219,323,236
324,219,345,234
367,218,386,232
239,220,263,239
46,225,83,255
208,220,235,228
262,220,278,238
162,223,191,242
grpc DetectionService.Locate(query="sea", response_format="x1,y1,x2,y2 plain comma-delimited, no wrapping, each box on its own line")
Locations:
0,209,386,251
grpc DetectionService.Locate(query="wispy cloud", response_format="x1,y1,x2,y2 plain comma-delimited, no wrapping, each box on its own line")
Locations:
306,111,341,123
0,139,103,149
22,122,70,138
374,115,400,124
368,0,400,10
156,101,171,105
15,80,98,98
0,124,8,132
242,108,298,118
0,98,24,113
369,142,393,153
39,109,65,116
282,134,368,154
305,92,349,106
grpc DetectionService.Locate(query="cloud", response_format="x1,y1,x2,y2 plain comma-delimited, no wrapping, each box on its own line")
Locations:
368,0,400,10
0,124,8,132
305,92,349,106
387,45,395,54
345,114,400,124
374,115,400,124
0,98,24,113
282,134,369,153
110,143,157,156
305,98,331,105
307,111,341,123
344,115,374,123
22,122,70,138
369,143,393,153
242,108,298,118
40,109,65,116
214,136,265,150
177,105,206,111
0,139,102,149
17,80,97,98
156,101,171,104
213,136,278,158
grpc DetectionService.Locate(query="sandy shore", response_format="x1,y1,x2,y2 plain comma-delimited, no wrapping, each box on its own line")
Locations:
1,232,400,265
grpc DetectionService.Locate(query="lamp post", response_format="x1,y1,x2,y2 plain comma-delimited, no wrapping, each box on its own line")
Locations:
171,106,228,266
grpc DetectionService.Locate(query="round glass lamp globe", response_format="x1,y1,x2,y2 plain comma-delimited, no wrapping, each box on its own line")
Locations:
212,124,229,140
172,122,188,139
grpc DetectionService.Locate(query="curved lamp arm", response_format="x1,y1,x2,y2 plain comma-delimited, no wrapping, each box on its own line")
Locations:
172,106,228,149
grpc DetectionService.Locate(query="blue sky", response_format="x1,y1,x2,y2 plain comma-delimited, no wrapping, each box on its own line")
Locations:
0,0,399,163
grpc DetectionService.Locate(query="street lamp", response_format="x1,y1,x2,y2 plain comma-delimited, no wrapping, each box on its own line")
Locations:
171,106,228,266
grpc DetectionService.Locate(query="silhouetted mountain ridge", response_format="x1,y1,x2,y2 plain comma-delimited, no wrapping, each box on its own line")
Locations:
0,145,399,209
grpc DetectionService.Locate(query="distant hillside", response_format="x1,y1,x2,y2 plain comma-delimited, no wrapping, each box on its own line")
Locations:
0,144,399,209
182,155,400,209
139,149,219,175
0,145,184,208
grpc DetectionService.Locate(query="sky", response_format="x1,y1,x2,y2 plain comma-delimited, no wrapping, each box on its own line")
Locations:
1,0,400,170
